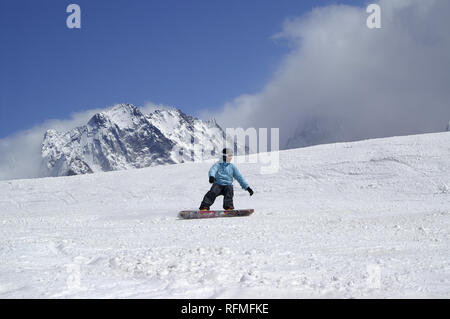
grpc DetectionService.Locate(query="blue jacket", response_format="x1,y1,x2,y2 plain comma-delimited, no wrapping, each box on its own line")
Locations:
209,161,249,190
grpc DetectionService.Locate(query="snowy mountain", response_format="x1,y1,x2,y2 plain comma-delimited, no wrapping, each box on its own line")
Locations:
1,132,449,298
41,104,242,177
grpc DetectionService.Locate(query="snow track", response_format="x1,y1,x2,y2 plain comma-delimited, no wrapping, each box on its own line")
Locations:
0,132,449,298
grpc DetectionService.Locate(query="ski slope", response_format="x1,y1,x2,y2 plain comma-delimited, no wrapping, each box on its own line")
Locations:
0,132,449,298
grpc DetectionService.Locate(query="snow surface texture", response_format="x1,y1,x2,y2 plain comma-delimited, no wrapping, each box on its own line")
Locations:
1,132,449,298
41,104,242,177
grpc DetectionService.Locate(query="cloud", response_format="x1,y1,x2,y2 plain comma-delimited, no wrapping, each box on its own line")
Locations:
0,108,104,181
201,0,450,149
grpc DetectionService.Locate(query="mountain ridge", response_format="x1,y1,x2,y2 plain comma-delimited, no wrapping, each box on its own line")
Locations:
41,104,241,177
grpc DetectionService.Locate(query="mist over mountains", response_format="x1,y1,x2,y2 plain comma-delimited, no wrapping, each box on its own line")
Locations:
206,0,450,149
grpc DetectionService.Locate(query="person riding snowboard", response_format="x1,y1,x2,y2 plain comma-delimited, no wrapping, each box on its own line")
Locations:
199,148,254,210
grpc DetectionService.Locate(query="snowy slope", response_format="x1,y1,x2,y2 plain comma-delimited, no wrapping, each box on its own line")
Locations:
0,132,449,298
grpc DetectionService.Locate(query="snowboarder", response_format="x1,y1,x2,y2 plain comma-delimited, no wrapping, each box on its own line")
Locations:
199,148,254,210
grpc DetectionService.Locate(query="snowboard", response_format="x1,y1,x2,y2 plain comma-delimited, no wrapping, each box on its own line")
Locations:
178,209,254,220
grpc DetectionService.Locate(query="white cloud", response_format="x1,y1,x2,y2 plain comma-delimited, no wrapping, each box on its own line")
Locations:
202,0,450,148
0,108,104,181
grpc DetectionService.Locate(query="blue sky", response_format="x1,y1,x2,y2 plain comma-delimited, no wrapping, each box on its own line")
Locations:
0,0,367,138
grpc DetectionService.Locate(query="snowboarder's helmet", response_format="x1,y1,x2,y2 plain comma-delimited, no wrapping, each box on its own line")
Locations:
222,148,233,161
222,148,233,156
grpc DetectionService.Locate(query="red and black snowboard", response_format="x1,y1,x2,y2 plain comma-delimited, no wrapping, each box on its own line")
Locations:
178,209,254,219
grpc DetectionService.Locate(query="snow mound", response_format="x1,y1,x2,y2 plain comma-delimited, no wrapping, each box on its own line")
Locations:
1,132,449,298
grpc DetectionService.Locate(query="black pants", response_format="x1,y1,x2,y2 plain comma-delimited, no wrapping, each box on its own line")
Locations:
199,184,234,210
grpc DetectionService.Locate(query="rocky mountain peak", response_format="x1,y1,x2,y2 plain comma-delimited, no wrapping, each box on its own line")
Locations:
41,104,242,177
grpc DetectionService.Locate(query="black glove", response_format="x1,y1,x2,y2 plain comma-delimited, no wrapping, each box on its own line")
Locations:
247,187,254,196
209,176,215,184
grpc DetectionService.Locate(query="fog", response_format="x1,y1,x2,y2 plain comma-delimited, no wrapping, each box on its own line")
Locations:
202,0,450,148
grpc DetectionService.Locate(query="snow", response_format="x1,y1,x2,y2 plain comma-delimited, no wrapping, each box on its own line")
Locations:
102,104,137,129
0,132,449,298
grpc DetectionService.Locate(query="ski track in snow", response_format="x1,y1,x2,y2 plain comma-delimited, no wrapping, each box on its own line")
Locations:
0,132,449,298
